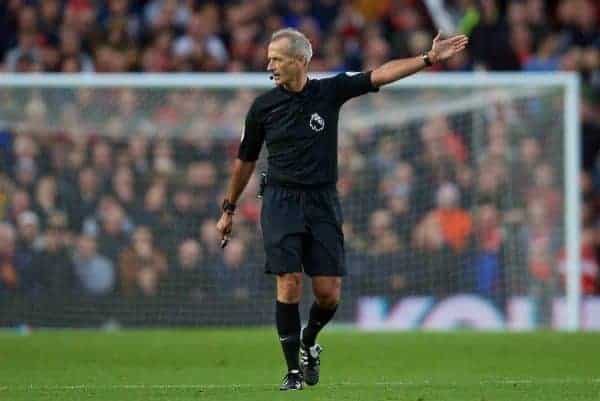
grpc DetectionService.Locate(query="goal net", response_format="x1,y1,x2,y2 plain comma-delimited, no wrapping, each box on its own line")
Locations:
0,73,584,330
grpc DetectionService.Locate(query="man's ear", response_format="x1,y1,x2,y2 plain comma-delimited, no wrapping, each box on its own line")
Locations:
294,55,307,68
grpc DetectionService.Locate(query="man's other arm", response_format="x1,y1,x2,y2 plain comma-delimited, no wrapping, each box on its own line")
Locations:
216,100,264,245
216,158,255,245
371,32,469,88
225,158,256,205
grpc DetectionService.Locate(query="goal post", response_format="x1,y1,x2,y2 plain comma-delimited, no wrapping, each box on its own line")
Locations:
0,72,582,330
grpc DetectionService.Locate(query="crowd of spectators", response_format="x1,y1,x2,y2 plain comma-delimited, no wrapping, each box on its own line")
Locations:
0,0,599,326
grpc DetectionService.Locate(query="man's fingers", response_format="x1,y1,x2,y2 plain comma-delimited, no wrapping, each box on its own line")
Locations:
434,31,442,42
220,226,232,248
455,38,468,48
455,36,469,46
454,41,468,51
449,36,468,45
220,235,230,248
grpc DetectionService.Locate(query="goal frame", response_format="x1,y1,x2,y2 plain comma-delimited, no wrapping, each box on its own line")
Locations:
0,72,581,330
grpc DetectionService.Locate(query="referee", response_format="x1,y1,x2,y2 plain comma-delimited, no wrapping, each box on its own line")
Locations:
217,28,468,390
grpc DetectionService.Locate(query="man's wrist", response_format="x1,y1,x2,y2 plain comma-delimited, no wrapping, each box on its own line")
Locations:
426,50,438,65
222,199,236,215
421,52,432,67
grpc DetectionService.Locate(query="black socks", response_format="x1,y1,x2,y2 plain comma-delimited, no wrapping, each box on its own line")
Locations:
276,301,301,371
301,301,338,347
276,300,339,371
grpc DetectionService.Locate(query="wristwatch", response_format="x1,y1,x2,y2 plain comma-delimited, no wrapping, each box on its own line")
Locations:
222,199,236,215
422,52,433,67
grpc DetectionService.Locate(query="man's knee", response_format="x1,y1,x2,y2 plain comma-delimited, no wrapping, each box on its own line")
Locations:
277,273,303,303
314,291,340,308
312,277,341,308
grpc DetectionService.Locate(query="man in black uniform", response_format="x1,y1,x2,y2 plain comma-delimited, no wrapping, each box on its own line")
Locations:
217,28,468,390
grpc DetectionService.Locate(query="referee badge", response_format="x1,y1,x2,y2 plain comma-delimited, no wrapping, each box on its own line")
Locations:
309,113,325,132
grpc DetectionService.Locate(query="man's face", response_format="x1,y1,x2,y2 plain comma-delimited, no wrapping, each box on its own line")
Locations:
78,236,96,258
267,38,305,86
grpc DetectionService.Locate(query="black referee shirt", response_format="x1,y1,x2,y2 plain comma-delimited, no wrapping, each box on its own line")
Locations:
237,71,379,187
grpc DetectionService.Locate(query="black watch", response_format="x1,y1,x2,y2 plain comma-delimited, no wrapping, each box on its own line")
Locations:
422,52,433,67
222,199,236,214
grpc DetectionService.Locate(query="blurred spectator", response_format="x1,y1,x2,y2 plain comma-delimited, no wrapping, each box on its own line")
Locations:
364,209,408,296
414,183,472,253
527,163,562,222
177,120,225,165
91,140,114,188
558,227,598,296
128,135,151,177
29,212,75,298
372,136,402,175
0,222,19,294
111,166,139,216
366,209,402,255
475,165,507,210
173,11,228,71
522,199,561,326
211,238,256,302
200,218,222,265
186,161,219,218
511,137,542,207
85,196,133,263
6,188,31,226
161,239,213,302
163,186,199,251
472,204,503,298
59,27,94,72
524,34,561,71
14,211,41,292
134,182,169,240
379,162,416,241
69,167,101,231
34,175,63,230
413,182,473,296
4,30,41,72
72,234,115,296
118,226,167,297
13,158,38,195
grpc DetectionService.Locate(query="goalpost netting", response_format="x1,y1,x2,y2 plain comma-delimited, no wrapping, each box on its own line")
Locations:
0,73,581,330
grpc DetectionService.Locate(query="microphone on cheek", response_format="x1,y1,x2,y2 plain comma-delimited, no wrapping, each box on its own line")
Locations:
269,75,273,80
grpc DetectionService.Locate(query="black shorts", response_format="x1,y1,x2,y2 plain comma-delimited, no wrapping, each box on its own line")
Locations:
260,184,346,277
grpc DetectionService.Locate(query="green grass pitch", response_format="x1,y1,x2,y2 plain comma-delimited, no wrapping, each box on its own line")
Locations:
1,328,599,401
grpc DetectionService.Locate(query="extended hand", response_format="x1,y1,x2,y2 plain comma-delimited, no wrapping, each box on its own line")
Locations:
429,32,469,63
216,212,233,248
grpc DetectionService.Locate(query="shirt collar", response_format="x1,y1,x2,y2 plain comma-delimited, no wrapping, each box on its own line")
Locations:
279,77,314,97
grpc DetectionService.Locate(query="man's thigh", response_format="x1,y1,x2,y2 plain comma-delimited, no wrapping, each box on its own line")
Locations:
303,189,346,277
261,187,306,275
302,223,346,277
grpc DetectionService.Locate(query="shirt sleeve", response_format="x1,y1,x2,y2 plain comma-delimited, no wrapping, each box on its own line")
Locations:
331,71,379,105
237,102,265,162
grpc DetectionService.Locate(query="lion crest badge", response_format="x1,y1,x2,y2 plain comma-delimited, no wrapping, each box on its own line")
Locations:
309,113,325,132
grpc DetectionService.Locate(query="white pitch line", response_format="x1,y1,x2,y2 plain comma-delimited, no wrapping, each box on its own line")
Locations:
2,379,599,392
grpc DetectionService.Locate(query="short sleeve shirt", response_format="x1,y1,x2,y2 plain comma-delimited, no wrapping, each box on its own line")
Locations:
238,71,379,186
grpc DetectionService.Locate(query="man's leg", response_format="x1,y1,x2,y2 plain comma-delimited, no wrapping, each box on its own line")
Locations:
261,186,306,390
276,273,303,375
303,276,341,347
298,276,341,386
300,189,345,385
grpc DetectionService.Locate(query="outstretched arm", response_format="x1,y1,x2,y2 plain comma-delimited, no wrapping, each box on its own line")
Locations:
216,159,256,246
371,32,469,87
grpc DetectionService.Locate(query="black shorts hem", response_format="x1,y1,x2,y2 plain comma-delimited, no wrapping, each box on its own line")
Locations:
264,264,347,277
